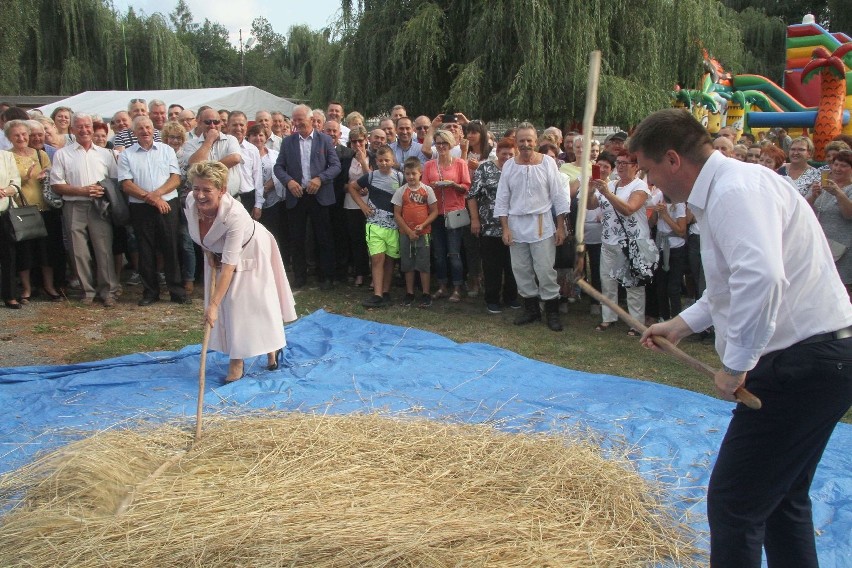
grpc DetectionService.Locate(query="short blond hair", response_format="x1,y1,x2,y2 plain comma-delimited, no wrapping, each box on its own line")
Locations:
161,121,187,145
433,129,456,147
187,161,229,191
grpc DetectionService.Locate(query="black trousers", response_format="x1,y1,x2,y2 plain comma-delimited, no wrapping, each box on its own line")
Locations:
480,235,517,306
0,215,18,301
708,336,852,567
344,208,370,279
258,202,284,257
654,244,687,320
287,195,335,282
129,199,184,300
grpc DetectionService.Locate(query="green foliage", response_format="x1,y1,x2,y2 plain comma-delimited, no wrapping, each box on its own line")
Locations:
334,0,757,126
3,0,199,95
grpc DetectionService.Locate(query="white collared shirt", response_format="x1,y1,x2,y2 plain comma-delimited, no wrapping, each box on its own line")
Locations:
182,132,242,196
298,130,314,188
680,151,852,372
50,142,117,202
117,141,180,203
266,133,282,152
237,139,264,207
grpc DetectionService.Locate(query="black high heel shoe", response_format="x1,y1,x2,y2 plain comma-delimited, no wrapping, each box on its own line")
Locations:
42,288,63,301
267,348,283,371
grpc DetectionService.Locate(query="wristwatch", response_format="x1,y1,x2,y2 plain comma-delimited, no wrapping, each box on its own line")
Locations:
721,364,745,376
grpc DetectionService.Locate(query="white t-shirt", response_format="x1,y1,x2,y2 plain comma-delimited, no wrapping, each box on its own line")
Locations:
598,177,652,246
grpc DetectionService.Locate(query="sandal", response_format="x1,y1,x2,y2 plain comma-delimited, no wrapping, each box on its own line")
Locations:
594,322,613,332
626,328,640,337
433,288,448,299
448,291,461,303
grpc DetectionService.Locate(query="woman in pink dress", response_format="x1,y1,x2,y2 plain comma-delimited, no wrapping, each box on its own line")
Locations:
185,161,297,382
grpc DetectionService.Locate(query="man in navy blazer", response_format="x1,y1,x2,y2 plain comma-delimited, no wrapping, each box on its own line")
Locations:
274,104,342,289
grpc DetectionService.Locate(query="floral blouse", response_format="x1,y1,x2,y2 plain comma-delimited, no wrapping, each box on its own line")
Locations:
468,161,504,237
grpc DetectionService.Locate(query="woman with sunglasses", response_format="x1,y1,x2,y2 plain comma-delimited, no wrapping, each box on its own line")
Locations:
587,149,652,334
422,129,472,302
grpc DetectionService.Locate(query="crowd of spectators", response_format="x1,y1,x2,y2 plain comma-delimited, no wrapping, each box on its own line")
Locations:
0,100,848,332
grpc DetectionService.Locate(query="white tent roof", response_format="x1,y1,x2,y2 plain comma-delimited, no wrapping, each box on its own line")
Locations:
37,86,297,120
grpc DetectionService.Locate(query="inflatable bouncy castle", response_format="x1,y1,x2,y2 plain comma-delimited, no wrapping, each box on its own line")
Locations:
673,14,852,160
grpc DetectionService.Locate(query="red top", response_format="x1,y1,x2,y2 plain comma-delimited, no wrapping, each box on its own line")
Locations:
422,158,471,214
400,185,432,234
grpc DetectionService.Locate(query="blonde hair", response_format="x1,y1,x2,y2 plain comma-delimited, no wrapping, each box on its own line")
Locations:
187,161,229,190
433,129,456,147
161,121,187,145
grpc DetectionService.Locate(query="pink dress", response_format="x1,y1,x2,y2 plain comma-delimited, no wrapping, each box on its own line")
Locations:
186,192,297,359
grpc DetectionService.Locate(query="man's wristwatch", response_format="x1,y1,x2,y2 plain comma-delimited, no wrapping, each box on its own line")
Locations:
721,364,745,376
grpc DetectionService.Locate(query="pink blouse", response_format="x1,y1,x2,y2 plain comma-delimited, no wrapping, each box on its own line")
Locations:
422,158,471,214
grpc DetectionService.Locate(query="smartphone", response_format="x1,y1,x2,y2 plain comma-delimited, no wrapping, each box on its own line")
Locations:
442,112,457,124
821,170,830,187
592,164,601,180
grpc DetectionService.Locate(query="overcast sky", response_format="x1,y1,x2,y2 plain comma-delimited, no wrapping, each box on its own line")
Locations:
110,0,341,45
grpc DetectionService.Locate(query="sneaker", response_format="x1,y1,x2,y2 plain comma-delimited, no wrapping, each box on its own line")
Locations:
158,272,166,286
403,293,415,306
508,299,522,309
68,278,82,290
126,272,141,286
419,293,432,308
362,294,385,308
486,303,502,314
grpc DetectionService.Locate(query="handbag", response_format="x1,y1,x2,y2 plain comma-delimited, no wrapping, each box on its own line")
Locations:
4,192,48,242
37,151,63,209
614,211,658,286
827,238,847,262
445,207,471,230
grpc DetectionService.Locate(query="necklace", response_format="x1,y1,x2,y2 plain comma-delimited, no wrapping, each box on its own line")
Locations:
198,210,217,221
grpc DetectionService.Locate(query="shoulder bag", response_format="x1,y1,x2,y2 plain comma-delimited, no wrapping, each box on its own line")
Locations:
613,211,658,286
37,151,63,209
4,191,48,242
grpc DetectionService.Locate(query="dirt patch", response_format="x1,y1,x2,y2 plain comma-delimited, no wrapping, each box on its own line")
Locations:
0,286,203,367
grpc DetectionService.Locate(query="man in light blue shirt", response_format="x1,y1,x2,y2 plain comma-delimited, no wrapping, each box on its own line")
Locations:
118,116,188,306
389,116,431,168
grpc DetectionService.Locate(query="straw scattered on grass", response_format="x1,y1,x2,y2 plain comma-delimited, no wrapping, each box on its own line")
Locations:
0,412,702,567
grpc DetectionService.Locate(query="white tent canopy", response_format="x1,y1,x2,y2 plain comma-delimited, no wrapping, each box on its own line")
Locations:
37,86,297,120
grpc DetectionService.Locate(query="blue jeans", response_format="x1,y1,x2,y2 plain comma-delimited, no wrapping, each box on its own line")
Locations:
432,215,463,286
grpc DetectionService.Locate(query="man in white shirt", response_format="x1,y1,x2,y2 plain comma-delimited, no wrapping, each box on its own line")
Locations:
184,107,242,197
326,102,349,145
269,112,289,149
635,108,852,568
117,116,188,306
494,122,569,331
50,113,120,306
228,111,264,214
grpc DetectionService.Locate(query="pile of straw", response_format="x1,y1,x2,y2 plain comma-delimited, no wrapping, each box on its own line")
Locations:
0,413,701,566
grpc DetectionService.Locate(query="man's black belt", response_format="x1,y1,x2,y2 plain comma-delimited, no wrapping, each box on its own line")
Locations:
797,325,852,347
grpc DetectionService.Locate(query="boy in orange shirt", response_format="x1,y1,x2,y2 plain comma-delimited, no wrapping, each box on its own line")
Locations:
392,157,438,307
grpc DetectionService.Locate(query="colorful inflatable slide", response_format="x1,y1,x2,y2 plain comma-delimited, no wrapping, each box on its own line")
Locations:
673,15,852,159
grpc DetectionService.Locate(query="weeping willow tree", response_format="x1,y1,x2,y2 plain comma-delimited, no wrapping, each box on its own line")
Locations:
333,0,772,125
2,0,200,95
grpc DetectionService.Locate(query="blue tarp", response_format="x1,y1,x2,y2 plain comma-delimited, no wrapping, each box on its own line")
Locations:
1,310,850,566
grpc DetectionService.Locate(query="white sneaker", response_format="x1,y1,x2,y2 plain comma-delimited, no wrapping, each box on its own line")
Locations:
126,272,142,286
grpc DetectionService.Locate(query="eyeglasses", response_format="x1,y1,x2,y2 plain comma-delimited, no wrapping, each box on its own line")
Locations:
167,136,184,142
130,98,146,105
203,119,221,126
415,126,429,131
435,141,450,147
349,139,365,143
615,161,636,166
